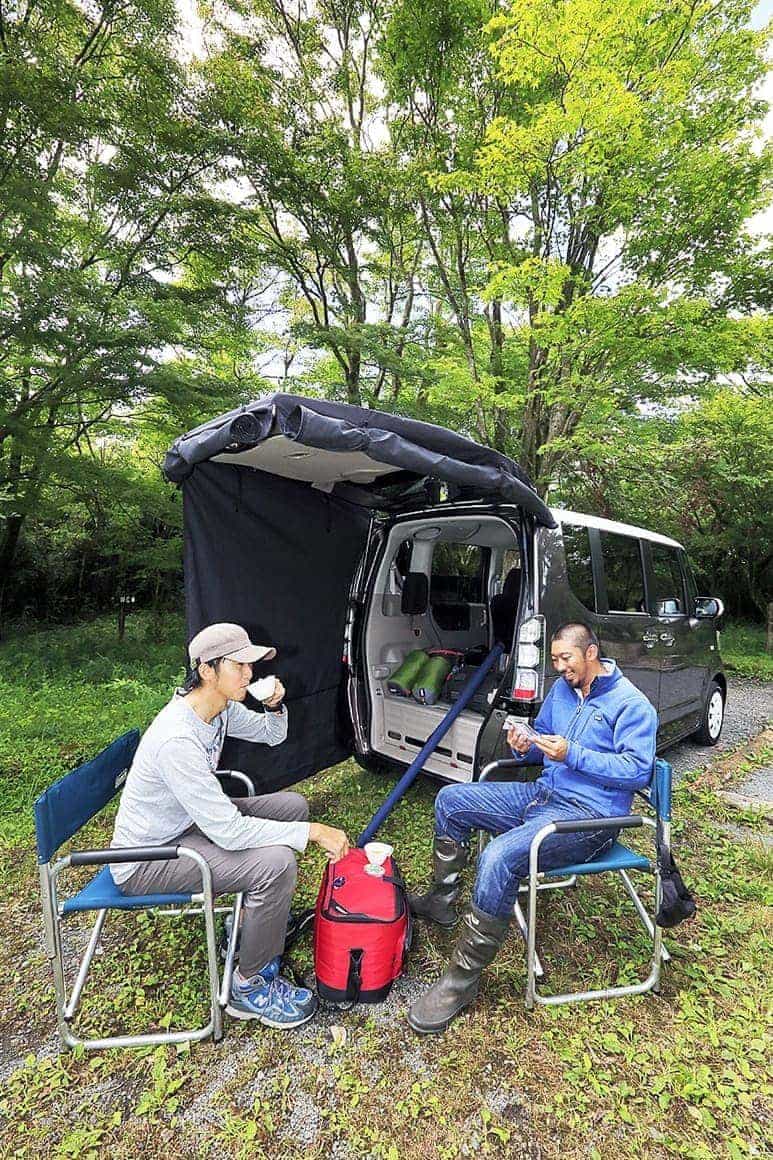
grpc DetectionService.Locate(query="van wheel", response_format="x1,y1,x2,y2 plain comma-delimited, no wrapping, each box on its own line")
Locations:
354,754,397,778
693,681,724,746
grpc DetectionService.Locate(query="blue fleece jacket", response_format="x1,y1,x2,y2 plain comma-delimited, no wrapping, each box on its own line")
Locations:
512,661,658,817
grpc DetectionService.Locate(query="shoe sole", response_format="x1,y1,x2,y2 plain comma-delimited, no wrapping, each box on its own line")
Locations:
406,1006,468,1034
407,1018,451,1034
225,1003,317,1029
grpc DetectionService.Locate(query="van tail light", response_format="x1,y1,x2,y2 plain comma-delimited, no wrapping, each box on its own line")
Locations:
512,669,538,700
511,616,545,702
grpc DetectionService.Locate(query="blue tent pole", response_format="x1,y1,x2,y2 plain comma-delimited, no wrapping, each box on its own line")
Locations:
357,644,505,847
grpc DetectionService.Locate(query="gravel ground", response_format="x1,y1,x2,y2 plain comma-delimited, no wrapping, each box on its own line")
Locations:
665,675,772,780
735,764,773,804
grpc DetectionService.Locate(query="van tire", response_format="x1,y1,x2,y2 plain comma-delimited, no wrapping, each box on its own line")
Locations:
692,681,724,746
354,753,398,779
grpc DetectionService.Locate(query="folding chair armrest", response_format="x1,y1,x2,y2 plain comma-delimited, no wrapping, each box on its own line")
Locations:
478,759,528,783
528,814,656,877
70,845,181,867
216,770,256,796
552,814,645,834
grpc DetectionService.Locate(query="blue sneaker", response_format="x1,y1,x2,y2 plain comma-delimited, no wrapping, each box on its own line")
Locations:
226,970,318,1028
260,956,316,1011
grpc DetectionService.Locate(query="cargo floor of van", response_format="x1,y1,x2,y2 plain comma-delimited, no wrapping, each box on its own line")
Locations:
371,688,485,782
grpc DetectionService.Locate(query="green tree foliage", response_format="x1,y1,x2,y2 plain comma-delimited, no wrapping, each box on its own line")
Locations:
0,0,254,614
557,390,772,619
201,1,770,486
200,0,425,405
415,0,771,488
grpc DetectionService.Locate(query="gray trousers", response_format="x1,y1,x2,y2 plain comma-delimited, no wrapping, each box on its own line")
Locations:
122,792,309,978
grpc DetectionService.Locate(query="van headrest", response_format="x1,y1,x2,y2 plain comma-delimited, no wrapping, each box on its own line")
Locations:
490,567,522,646
401,572,429,615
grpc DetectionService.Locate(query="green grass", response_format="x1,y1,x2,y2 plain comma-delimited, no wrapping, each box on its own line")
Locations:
0,613,771,1160
0,613,186,847
720,621,773,680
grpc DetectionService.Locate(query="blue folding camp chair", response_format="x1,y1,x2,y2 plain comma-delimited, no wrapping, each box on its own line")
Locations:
478,758,673,1008
35,730,252,1051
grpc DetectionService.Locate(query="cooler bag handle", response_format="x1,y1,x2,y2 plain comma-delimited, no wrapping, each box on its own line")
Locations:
346,949,364,1002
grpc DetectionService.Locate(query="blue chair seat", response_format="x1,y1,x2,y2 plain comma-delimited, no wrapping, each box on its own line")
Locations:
61,866,194,914
544,841,652,879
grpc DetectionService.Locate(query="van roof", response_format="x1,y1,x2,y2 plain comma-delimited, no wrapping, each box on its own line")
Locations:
551,508,684,550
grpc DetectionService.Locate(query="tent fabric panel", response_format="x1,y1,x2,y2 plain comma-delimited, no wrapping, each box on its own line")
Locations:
220,686,352,795
183,461,370,791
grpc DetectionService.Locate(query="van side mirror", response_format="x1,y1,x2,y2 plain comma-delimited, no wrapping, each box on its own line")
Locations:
694,596,723,619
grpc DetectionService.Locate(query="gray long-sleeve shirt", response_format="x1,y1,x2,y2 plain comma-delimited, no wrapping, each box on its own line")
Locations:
110,692,309,884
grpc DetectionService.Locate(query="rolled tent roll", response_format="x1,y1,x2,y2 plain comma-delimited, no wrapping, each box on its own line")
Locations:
413,655,453,705
387,650,430,696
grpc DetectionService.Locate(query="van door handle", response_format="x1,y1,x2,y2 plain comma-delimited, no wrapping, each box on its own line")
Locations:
642,631,658,648
659,632,675,646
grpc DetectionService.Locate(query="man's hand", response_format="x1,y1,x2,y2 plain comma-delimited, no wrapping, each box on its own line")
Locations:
533,734,569,761
264,678,285,709
506,727,532,755
309,822,350,862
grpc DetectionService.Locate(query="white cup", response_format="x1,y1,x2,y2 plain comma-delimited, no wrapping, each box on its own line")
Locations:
363,841,393,876
248,675,277,703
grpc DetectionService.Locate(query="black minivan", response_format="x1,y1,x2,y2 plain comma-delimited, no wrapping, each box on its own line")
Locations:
165,393,726,796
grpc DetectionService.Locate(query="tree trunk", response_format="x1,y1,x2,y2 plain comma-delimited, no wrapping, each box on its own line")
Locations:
0,513,25,631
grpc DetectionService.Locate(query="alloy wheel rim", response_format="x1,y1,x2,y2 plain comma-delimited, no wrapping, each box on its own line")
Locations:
707,691,723,739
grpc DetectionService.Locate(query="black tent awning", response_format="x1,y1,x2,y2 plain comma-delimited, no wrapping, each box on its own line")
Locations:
163,392,555,527
165,393,553,793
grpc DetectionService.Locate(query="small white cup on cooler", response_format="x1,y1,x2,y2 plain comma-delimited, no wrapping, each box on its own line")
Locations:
363,842,393,876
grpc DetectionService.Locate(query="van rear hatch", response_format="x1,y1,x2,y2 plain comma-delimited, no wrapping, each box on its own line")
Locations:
164,392,554,792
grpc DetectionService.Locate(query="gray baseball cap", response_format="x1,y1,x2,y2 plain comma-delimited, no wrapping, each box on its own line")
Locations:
188,623,277,667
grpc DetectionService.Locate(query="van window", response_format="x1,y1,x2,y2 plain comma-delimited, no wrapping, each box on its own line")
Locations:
431,543,486,604
562,524,596,611
599,531,645,613
500,548,521,583
649,543,686,615
394,540,413,580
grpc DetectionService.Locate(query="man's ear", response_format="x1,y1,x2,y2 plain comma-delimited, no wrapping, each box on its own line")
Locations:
198,660,214,684
586,643,600,662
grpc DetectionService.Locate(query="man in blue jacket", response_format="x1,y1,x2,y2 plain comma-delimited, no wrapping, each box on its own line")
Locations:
408,621,657,1034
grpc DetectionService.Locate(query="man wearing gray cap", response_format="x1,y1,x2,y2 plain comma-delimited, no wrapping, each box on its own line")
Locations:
110,623,350,1029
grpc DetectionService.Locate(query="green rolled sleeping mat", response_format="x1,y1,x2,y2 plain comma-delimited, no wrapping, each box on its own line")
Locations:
413,654,453,705
387,649,430,696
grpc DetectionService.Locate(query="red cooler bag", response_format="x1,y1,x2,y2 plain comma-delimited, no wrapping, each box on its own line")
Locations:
313,849,410,1004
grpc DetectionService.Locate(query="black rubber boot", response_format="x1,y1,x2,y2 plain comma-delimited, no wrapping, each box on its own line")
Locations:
407,836,469,929
407,903,510,1034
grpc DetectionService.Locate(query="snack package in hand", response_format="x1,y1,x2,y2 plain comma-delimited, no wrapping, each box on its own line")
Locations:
503,715,539,742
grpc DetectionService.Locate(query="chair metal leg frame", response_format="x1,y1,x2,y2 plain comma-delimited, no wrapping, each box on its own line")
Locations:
526,816,664,1009
155,904,233,918
513,899,544,978
219,891,243,1008
43,846,224,1051
618,869,670,964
